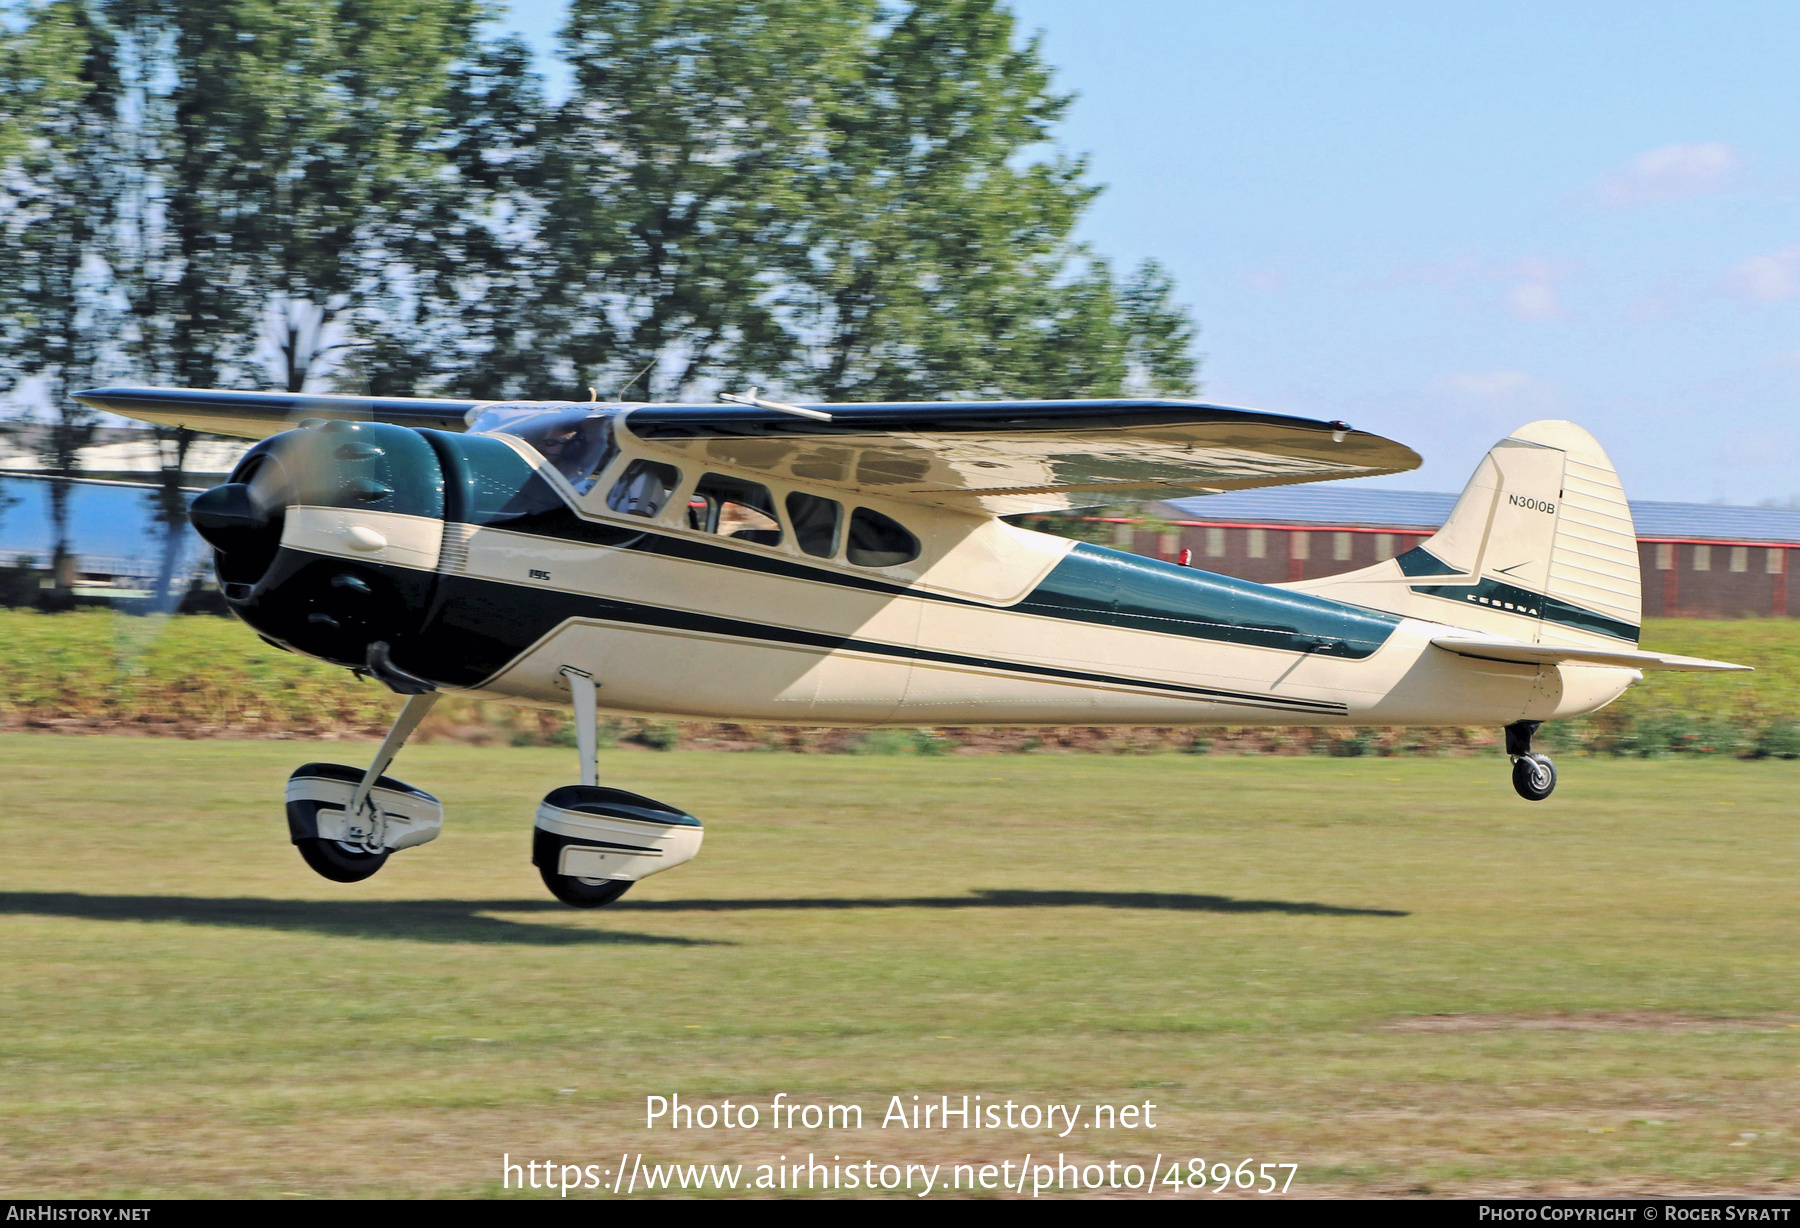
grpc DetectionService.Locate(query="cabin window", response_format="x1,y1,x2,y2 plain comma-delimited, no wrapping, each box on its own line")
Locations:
606,459,681,519
786,492,842,558
846,507,919,568
687,473,783,546
496,408,619,494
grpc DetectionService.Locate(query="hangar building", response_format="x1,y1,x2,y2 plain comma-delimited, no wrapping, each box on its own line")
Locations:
1106,488,1800,620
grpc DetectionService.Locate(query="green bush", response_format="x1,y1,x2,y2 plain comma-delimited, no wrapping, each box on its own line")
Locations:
851,728,915,755
633,721,680,751
1677,718,1744,757
1752,720,1800,760
0,611,1793,758
911,729,950,756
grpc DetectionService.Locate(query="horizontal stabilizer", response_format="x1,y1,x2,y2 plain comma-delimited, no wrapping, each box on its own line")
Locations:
1430,634,1750,673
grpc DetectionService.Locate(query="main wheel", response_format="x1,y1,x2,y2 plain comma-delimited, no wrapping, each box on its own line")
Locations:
296,837,390,883
538,864,634,909
1511,753,1557,801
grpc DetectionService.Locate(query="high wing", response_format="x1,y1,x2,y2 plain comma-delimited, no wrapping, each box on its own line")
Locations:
74,387,1421,514
74,386,484,439
622,400,1419,514
1431,634,1750,674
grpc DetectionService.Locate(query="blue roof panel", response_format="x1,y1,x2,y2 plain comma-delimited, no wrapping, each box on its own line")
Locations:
1158,487,1800,543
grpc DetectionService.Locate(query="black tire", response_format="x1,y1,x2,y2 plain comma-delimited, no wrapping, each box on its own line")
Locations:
296,837,391,883
1511,753,1557,802
538,864,634,909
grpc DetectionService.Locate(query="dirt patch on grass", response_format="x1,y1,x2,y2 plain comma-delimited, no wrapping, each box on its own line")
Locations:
1385,1012,1800,1033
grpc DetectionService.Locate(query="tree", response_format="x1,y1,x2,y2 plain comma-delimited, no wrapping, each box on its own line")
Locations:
0,0,120,605
3,0,1202,481
147,0,492,393
343,32,564,400
537,0,878,401
537,0,1199,404
793,1,1199,402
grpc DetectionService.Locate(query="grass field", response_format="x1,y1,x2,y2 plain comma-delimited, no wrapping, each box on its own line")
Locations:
1,737,1796,1198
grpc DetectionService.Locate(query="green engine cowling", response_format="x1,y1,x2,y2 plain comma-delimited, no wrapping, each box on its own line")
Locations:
191,419,450,677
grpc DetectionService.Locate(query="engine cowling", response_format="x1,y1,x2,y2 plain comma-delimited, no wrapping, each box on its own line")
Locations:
194,412,613,690
194,419,448,675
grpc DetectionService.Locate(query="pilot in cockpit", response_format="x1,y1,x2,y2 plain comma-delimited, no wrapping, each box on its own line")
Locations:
520,412,618,494
533,421,587,480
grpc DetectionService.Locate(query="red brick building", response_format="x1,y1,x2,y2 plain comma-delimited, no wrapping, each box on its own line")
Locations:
1109,488,1800,620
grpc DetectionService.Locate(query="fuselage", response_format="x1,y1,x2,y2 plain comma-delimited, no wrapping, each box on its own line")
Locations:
213,414,1640,730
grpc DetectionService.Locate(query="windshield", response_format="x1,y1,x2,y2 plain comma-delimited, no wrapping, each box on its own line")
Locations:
473,406,622,494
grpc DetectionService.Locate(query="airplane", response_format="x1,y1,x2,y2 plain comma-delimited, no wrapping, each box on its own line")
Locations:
68,384,1748,908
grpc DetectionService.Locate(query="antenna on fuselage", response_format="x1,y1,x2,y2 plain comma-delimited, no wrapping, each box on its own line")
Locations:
718,386,833,423
614,354,661,403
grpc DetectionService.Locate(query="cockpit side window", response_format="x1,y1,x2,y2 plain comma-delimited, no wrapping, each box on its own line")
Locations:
785,491,841,558
688,473,783,546
494,408,619,494
607,459,681,518
846,507,919,567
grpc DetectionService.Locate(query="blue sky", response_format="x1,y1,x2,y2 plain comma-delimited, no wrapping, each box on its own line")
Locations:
505,1,1800,502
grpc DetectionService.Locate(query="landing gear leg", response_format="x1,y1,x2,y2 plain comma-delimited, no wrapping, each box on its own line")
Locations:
1505,719,1556,801
566,666,599,787
537,669,633,908
530,669,704,908
291,691,442,882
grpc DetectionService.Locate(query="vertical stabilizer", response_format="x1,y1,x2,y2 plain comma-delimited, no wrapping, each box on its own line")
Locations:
1287,421,1641,646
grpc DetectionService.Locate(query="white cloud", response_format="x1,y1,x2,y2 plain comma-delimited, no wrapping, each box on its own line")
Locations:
1725,245,1800,302
1505,281,1560,321
1500,258,1568,321
1593,142,1743,209
1440,371,1559,415
1391,256,1571,321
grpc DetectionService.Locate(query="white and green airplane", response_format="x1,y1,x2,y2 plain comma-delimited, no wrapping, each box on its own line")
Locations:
73,386,1746,907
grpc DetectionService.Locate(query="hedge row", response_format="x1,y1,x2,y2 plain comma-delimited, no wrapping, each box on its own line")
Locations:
0,610,1790,756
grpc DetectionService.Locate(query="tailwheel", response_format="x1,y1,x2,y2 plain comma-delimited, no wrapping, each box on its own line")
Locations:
1504,719,1556,802
1511,752,1557,801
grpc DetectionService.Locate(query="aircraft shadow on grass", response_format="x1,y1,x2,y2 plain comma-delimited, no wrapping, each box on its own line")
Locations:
613,889,1409,918
0,889,1405,946
0,892,717,947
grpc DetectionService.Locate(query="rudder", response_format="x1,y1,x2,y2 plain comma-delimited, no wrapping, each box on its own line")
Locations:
1288,421,1641,647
